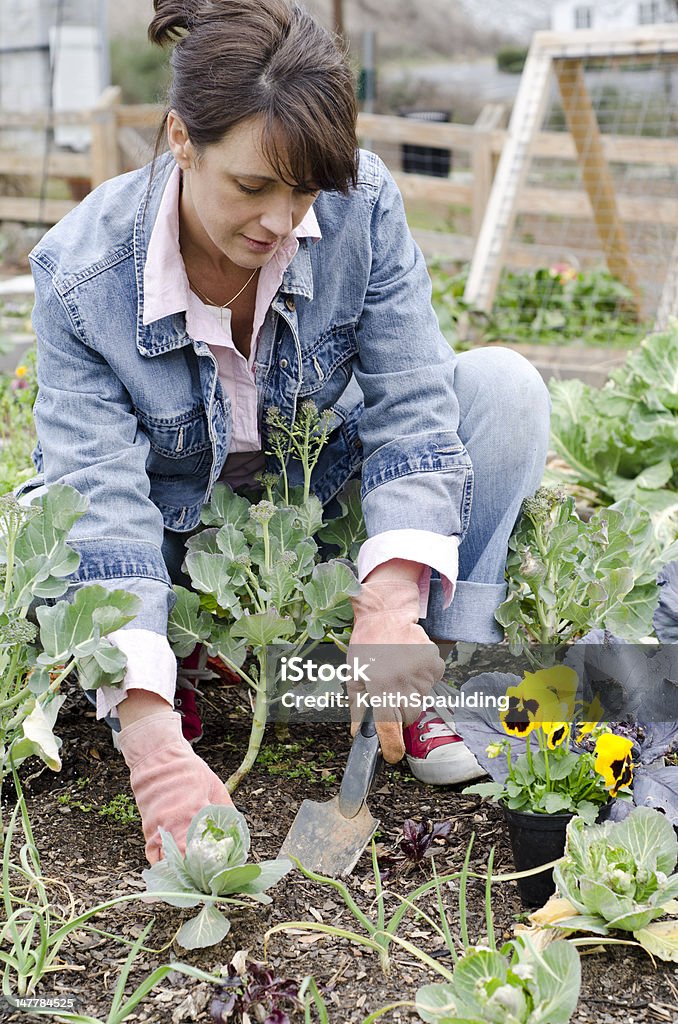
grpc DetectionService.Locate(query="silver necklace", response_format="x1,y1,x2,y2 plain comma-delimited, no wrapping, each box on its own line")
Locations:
190,267,259,327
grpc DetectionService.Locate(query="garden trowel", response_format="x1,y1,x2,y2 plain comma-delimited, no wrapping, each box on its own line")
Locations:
279,708,382,876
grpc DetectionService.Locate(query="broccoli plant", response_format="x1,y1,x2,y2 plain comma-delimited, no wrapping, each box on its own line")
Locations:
496,486,666,661
264,400,334,505
167,400,366,790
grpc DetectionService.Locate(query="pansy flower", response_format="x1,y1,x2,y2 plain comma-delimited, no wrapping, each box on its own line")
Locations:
502,666,575,738
576,694,606,741
542,720,570,749
501,681,540,737
594,734,634,796
524,666,578,720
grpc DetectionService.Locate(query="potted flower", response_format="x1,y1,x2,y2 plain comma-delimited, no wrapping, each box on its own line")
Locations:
461,667,634,907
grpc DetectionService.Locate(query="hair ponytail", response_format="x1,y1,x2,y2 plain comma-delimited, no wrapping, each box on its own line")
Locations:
148,0,196,47
146,0,359,194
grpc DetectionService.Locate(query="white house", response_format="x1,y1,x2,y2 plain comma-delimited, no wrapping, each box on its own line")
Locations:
551,0,677,31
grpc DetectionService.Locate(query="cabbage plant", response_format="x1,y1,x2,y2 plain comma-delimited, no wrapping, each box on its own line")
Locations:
416,936,581,1024
554,807,678,937
143,804,292,949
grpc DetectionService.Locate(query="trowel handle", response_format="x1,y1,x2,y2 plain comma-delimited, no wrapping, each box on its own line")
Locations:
338,706,382,819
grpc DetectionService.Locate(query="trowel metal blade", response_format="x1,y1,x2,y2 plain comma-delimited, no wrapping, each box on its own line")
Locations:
280,796,379,877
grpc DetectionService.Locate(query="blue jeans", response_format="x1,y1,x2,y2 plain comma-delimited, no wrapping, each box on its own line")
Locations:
420,346,550,643
161,346,551,645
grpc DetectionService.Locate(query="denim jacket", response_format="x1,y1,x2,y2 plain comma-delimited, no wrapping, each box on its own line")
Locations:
25,150,473,635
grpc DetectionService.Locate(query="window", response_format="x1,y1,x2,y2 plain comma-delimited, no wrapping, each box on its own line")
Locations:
638,1,663,23
574,5,593,29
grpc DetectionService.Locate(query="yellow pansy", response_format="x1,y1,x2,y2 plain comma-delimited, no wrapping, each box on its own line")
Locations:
576,694,606,741
523,666,578,720
594,734,634,796
501,669,575,738
501,681,539,737
542,721,570,749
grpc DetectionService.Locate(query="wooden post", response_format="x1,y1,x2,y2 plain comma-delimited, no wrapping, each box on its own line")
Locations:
655,230,678,331
90,85,122,188
471,103,507,239
554,58,642,316
464,42,553,312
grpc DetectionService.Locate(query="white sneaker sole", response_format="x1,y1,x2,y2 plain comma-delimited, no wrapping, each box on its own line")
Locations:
406,746,485,786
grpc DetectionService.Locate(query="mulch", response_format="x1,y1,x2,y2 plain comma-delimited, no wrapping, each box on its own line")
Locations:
2,665,677,1024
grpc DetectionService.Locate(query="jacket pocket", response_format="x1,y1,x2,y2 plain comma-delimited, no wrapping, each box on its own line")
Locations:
298,323,358,403
136,403,212,480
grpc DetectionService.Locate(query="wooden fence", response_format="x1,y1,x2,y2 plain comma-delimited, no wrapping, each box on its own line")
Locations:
1,86,678,274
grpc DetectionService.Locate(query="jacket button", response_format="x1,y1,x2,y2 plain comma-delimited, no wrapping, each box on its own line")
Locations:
285,297,296,312
279,358,288,369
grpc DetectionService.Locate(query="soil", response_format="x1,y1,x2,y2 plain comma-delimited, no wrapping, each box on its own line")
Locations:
2,657,677,1024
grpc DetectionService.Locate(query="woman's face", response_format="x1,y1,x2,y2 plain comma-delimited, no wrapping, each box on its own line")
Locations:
168,112,320,271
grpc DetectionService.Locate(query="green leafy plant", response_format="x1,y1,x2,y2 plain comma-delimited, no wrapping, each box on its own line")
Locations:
258,740,337,785
428,263,647,349
416,936,580,1024
99,794,140,826
167,402,364,790
546,326,678,543
0,765,224,1008
143,804,291,949
268,835,581,1024
552,807,678,953
496,486,669,658
0,487,140,794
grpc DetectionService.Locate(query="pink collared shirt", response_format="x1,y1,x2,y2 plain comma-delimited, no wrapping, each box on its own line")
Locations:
97,163,458,720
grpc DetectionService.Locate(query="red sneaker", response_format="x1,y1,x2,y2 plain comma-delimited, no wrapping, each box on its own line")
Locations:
404,708,484,785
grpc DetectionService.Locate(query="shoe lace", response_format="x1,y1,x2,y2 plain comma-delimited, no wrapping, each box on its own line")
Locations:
417,684,459,739
417,709,456,741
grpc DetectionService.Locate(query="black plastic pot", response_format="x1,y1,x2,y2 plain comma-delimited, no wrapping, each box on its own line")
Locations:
502,806,572,908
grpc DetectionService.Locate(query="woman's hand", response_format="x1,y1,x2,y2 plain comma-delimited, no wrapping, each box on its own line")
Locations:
347,574,445,763
116,711,232,865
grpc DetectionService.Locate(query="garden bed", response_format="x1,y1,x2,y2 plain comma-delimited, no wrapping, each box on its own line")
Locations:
6,673,677,1024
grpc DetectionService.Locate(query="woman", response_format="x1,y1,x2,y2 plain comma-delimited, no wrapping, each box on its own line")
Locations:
22,0,550,864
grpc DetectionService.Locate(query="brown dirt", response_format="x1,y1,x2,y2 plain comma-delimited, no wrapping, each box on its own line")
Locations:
2,670,677,1024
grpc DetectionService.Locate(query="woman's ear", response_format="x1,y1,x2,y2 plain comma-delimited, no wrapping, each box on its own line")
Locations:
167,110,196,170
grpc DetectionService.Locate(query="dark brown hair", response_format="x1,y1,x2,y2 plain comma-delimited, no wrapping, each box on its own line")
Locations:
149,0,359,193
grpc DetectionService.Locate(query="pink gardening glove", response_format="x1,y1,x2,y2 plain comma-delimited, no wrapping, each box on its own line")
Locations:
116,711,233,865
347,581,445,764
